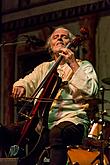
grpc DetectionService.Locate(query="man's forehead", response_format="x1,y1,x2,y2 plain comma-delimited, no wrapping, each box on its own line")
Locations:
52,28,69,35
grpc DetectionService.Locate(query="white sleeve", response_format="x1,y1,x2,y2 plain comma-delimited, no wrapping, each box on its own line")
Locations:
69,60,98,97
13,62,51,97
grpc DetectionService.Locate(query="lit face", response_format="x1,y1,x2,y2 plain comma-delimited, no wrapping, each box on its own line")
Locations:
50,28,71,54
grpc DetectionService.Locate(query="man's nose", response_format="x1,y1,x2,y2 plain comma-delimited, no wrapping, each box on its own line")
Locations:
58,36,63,41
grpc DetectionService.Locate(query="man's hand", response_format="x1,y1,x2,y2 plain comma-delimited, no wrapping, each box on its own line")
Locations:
12,86,26,99
59,47,79,71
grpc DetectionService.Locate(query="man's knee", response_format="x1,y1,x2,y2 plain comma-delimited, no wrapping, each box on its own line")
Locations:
49,125,62,146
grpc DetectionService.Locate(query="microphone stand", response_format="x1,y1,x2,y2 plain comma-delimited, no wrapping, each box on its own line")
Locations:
0,40,26,48
99,86,105,165
0,35,45,48
91,86,106,165
98,86,110,164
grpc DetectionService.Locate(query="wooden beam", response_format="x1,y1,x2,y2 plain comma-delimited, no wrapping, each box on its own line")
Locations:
2,0,110,32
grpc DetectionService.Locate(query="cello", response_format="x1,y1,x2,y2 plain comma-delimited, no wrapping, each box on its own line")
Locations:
9,27,89,163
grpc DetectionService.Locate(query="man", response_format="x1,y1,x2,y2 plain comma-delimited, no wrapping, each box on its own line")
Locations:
12,27,98,165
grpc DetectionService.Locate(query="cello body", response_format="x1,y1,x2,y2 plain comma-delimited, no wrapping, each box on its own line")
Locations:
19,71,61,147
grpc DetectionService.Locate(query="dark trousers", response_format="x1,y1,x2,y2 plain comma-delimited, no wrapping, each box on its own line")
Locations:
49,121,84,165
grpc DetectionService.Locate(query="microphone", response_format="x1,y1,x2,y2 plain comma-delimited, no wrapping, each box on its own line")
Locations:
23,35,45,47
